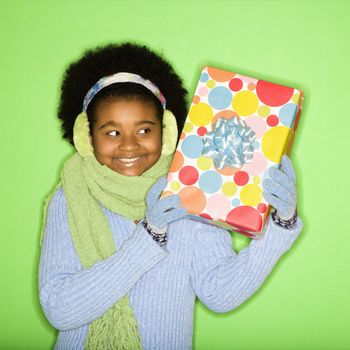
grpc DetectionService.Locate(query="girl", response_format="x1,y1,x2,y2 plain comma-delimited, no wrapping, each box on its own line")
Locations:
39,42,302,350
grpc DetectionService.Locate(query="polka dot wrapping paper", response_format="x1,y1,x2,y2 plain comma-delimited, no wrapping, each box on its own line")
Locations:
163,66,303,238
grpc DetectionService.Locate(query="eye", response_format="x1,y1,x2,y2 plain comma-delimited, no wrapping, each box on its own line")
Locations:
138,128,151,134
107,130,120,137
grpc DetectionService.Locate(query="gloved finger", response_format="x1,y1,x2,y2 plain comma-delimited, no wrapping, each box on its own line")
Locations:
263,191,294,219
153,194,181,213
263,178,295,204
281,155,296,182
146,176,168,208
268,167,296,194
157,207,188,227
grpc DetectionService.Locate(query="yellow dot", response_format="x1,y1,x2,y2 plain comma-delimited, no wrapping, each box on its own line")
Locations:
206,80,216,88
189,103,213,126
183,122,193,133
257,105,270,117
253,176,261,184
197,156,213,170
222,182,237,196
262,126,291,162
232,91,259,116
240,184,262,206
170,181,181,192
292,93,300,104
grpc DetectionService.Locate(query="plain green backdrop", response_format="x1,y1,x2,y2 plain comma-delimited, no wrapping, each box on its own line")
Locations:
1,0,349,349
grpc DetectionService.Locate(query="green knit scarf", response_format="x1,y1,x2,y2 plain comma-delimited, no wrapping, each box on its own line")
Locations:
41,110,177,349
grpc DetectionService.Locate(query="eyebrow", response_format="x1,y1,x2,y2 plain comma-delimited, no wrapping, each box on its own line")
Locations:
98,120,157,130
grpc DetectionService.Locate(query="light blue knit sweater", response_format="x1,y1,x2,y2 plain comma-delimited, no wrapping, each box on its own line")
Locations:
39,187,302,350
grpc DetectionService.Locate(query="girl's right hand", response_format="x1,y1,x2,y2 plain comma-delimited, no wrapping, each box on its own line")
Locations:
145,176,187,232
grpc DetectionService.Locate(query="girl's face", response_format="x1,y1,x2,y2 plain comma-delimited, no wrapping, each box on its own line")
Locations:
91,99,162,176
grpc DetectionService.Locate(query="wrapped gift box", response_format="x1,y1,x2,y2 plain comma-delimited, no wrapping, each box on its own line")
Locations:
163,66,303,238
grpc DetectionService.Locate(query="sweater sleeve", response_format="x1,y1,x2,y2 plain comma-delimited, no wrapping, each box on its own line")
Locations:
190,216,302,313
38,188,168,331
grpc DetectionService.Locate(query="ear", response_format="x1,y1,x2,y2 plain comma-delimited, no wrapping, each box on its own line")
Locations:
73,112,94,157
161,109,178,155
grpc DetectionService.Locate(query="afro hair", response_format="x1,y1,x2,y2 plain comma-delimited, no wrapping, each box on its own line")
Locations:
58,42,188,145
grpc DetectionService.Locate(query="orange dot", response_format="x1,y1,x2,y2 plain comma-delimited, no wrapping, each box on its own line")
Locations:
180,132,186,140
212,110,238,128
161,190,174,198
179,186,207,215
248,82,256,90
193,95,200,104
169,150,184,173
207,66,236,82
215,165,241,176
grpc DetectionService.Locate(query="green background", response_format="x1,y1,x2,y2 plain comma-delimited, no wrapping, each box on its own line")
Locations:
1,0,349,349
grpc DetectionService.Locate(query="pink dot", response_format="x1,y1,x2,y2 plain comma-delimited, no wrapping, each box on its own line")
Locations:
245,116,267,138
198,87,208,96
229,78,243,91
242,152,268,176
179,166,199,185
205,194,231,219
257,203,267,213
234,171,249,186
267,114,279,127
197,126,207,136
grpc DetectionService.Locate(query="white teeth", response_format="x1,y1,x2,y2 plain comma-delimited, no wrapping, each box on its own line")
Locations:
117,156,142,167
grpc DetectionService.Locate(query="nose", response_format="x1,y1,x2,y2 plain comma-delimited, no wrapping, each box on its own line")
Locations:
118,133,140,152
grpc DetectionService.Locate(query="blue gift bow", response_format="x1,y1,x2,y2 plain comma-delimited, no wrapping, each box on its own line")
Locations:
201,117,256,169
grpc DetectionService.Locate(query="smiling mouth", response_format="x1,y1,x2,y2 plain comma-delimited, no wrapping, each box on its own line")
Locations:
116,156,144,167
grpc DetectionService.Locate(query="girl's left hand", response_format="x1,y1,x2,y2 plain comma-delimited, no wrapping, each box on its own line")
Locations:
262,155,297,220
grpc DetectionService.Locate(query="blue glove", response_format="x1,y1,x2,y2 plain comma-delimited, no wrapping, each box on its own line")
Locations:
262,155,297,220
145,176,187,233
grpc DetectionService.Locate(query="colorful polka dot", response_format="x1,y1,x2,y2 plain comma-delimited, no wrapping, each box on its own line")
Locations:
170,181,181,192
169,150,184,173
197,126,207,136
245,115,267,138
193,95,200,104
200,213,213,220
229,78,243,91
256,80,294,107
222,182,237,196
292,93,300,104
279,103,298,127
261,126,290,162
197,156,213,170
248,82,256,90
207,67,235,82
183,122,194,133
253,176,261,184
198,86,208,96
207,80,216,88
257,203,267,213
181,135,203,159
257,105,270,117
189,103,213,126
226,206,262,232
178,186,206,214
179,166,199,185
234,171,249,186
242,152,267,176
200,72,209,82
231,198,241,207
208,86,233,110
267,114,279,127
206,194,231,219
232,91,259,116
199,170,223,194
240,184,263,206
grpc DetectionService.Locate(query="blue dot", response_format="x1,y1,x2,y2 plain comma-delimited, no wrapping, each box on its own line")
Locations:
231,198,241,207
181,135,203,159
279,103,297,127
199,171,222,194
200,73,209,82
208,86,232,110
253,141,260,149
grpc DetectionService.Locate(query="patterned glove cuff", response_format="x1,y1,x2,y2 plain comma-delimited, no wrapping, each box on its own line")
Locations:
141,219,167,247
271,207,298,230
